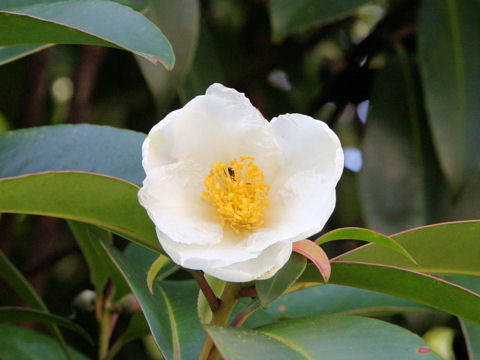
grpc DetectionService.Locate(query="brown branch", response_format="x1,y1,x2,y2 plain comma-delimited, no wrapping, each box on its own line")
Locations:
191,271,221,312
238,286,257,298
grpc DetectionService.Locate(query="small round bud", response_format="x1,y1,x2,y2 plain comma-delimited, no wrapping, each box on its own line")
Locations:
72,290,97,312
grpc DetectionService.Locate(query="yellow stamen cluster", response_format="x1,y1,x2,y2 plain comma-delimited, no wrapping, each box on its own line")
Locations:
202,156,269,234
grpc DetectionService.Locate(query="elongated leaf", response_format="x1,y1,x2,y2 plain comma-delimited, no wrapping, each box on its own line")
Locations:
337,221,480,276
418,0,480,189
299,261,480,324
0,251,74,359
102,241,205,360
68,221,111,294
317,227,415,263
360,49,444,234
0,124,145,185
269,0,370,40
0,324,89,360
0,172,160,251
293,240,330,282
443,275,480,360
147,255,171,294
206,315,440,360
137,0,200,112
0,307,92,344
0,44,51,66
266,284,432,319
0,0,174,68
0,251,45,310
256,253,306,307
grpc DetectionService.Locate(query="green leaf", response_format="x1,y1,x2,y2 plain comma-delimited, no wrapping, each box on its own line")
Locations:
68,221,111,294
0,251,75,360
299,262,480,324
317,227,415,263
269,0,371,40
443,275,480,360
418,0,480,190
337,221,480,276
359,47,444,234
102,241,205,360
205,315,440,360
256,253,306,307
0,307,92,344
293,240,330,282
147,255,171,294
0,324,89,360
0,124,145,185
265,284,432,319
0,251,45,310
137,0,200,113
0,0,174,68
0,44,51,66
0,172,160,251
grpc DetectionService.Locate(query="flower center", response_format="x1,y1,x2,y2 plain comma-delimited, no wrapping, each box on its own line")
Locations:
202,156,270,233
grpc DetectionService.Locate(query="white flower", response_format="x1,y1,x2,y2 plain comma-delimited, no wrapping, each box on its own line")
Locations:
138,84,343,282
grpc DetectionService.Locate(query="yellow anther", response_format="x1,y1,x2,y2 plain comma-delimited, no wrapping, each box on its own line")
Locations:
201,157,269,233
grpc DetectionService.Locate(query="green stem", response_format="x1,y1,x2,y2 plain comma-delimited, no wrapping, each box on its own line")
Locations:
198,282,242,360
98,298,112,360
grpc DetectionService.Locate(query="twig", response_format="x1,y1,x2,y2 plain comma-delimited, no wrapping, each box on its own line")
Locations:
191,271,221,312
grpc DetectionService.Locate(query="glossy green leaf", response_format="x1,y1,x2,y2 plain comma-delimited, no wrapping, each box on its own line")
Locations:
0,0,174,68
68,221,111,294
337,221,480,276
0,324,89,360
0,307,92,344
317,227,415,263
206,315,440,360
422,327,455,360
147,255,171,294
0,251,74,359
256,253,306,307
443,275,480,360
102,241,205,360
269,0,371,40
360,48,444,234
137,0,200,113
0,251,45,310
0,44,51,66
266,284,432,319
0,124,145,185
418,0,480,189
299,261,480,324
0,172,160,251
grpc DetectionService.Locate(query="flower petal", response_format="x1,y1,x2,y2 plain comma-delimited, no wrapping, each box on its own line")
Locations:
142,109,180,172
269,113,344,188
244,171,337,253
157,229,259,269
203,241,293,282
138,160,222,245
170,83,281,180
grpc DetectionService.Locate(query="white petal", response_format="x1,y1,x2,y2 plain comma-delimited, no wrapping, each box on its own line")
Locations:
170,83,281,181
269,113,344,188
203,241,293,282
244,170,337,253
158,229,259,269
142,109,180,172
138,160,223,245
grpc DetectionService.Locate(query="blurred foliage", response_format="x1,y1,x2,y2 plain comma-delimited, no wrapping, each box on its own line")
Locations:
0,0,479,359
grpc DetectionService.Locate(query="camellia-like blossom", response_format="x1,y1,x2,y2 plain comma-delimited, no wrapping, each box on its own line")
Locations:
138,84,344,282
